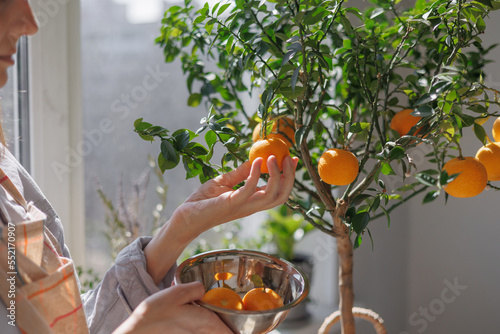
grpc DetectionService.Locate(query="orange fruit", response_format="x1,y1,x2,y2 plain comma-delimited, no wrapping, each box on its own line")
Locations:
390,109,422,137
252,117,295,148
475,142,500,181
492,117,500,142
442,156,487,198
201,287,244,310
318,148,359,186
242,288,284,311
214,272,233,281
249,138,290,174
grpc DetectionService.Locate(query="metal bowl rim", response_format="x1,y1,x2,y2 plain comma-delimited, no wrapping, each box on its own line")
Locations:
174,249,310,314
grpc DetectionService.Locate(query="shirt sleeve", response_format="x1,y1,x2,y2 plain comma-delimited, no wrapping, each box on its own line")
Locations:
0,148,178,333
81,237,176,334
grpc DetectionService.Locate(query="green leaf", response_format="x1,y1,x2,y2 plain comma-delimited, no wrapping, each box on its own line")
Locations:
370,196,381,213
188,93,202,107
343,39,352,50
423,190,439,203
134,118,153,131
381,206,391,228
158,151,177,172
185,142,209,156
415,172,437,187
473,123,488,145
370,7,384,19
279,85,305,99
350,122,370,134
174,130,190,150
475,0,493,8
281,51,297,66
194,15,206,24
160,140,180,168
467,104,488,114
351,212,370,235
381,162,397,175
457,113,476,127
413,105,435,117
366,228,374,251
353,234,363,249
351,194,372,207
205,130,217,148
138,134,154,142
414,93,438,106
295,126,307,146
226,35,234,54
217,3,231,16
389,146,405,161
303,6,327,25
182,156,203,179
345,104,352,123
476,16,486,32
205,18,216,34
340,16,353,35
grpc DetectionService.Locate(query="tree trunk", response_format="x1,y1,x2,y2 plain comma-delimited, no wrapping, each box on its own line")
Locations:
333,200,355,334
337,235,355,333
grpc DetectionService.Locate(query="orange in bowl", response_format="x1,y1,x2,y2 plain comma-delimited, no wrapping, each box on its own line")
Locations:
201,287,244,310
242,287,284,311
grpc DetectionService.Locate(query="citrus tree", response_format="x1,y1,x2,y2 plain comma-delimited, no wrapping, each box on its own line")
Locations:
134,0,500,332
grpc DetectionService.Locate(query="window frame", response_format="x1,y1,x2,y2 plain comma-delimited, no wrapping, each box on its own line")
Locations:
29,0,85,266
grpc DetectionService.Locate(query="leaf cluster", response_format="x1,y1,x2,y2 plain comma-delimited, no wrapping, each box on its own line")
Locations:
138,0,500,248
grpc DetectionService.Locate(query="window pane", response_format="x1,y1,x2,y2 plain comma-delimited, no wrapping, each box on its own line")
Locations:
0,36,30,168
81,0,202,274
0,67,16,151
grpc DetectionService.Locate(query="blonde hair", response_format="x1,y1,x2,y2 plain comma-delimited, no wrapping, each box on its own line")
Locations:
0,99,6,151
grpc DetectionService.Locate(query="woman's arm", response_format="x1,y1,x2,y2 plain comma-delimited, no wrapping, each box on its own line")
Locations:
144,155,298,285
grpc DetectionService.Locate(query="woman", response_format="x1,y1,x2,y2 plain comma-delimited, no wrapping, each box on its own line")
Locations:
0,1,298,333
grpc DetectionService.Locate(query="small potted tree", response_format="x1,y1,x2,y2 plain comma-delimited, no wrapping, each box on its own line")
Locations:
135,0,500,332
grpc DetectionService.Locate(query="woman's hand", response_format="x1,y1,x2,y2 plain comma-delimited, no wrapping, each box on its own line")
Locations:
176,155,299,236
145,155,298,284
113,282,232,334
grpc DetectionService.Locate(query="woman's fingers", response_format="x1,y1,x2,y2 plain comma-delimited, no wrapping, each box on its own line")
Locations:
231,158,263,199
149,282,205,308
215,160,254,188
275,156,298,203
263,155,282,197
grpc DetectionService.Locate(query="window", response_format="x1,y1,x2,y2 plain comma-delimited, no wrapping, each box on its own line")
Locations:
0,67,16,153
81,0,204,274
0,36,30,167
28,0,85,265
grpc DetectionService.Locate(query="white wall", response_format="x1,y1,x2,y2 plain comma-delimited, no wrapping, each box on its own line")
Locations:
403,9,500,334
351,9,500,334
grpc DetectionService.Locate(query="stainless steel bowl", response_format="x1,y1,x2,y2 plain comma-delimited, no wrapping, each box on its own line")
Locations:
174,249,310,334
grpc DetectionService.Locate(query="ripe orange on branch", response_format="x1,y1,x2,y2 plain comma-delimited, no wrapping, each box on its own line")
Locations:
390,108,422,137
442,157,487,198
492,117,500,142
318,148,359,186
252,117,296,148
475,142,500,181
201,287,244,310
249,138,290,174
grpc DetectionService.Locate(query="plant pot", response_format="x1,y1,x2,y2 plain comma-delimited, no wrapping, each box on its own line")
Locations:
282,253,314,324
